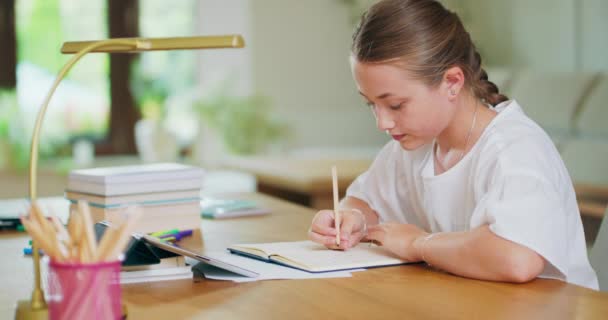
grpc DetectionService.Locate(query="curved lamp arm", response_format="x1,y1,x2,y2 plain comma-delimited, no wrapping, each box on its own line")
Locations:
19,35,244,319
26,38,142,312
29,39,143,200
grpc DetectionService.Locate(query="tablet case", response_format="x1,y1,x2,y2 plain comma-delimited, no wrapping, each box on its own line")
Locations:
94,221,179,266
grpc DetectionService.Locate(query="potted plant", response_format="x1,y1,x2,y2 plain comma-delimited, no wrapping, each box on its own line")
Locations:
130,60,180,163
0,89,19,170
193,90,288,167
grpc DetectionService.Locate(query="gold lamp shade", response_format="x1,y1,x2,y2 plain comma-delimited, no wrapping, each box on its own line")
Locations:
61,35,245,53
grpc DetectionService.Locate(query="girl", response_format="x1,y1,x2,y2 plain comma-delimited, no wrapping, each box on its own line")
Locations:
308,0,598,289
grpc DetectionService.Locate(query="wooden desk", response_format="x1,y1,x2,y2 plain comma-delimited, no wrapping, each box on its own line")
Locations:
223,156,608,220
1,193,608,319
223,156,372,209
576,183,608,219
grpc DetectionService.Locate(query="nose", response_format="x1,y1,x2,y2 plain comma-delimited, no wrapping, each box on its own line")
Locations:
374,108,395,131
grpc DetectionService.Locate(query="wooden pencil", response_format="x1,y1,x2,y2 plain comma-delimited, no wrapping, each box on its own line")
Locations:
332,165,340,246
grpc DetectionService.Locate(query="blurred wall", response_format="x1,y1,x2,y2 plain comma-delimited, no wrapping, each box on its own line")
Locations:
445,0,608,71
197,0,608,152
198,0,387,152
581,0,608,70
197,0,253,96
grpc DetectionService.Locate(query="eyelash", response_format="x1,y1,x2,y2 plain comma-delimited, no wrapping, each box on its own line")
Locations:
389,103,403,110
364,102,404,110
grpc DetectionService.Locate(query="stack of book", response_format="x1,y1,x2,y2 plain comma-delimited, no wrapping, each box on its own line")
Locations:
65,163,204,233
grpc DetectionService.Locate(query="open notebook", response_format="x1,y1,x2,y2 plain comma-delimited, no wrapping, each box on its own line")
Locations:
228,240,409,273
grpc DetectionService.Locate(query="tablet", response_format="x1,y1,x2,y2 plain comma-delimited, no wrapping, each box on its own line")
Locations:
141,234,259,278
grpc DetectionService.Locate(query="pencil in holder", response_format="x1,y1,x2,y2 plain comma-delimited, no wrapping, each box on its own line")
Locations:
47,259,122,320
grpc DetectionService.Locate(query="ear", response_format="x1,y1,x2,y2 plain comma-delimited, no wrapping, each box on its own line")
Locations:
442,66,465,101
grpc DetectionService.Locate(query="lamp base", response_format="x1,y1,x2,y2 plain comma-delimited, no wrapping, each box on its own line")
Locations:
15,300,48,320
14,300,128,320
122,303,128,320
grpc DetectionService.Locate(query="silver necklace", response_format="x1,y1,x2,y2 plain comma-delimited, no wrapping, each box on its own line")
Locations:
435,103,479,169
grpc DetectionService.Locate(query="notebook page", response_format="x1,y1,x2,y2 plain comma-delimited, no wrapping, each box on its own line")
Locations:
232,241,408,272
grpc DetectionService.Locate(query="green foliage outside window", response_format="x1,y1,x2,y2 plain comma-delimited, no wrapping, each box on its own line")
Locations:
17,0,65,73
0,89,25,170
130,59,171,121
0,89,66,171
194,89,289,155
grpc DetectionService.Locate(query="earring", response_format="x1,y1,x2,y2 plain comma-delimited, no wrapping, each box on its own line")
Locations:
450,89,456,96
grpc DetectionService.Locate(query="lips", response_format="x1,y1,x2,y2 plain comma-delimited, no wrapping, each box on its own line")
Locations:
391,134,406,141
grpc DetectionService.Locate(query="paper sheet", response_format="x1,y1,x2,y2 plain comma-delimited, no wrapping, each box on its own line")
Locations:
230,240,406,272
196,251,363,282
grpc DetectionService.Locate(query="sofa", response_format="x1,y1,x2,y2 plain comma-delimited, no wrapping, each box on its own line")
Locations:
487,67,608,218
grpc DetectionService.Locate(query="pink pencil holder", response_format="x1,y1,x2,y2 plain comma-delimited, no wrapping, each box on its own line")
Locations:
47,260,122,320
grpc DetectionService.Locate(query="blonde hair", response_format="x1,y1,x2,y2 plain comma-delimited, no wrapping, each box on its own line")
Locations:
351,0,508,106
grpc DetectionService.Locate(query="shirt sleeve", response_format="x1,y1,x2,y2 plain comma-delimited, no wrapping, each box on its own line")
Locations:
345,170,372,205
345,142,400,223
473,161,570,281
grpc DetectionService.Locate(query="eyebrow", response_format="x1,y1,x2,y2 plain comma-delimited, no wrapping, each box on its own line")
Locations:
358,91,393,100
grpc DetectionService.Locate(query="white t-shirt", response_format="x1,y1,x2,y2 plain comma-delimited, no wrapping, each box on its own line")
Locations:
346,100,598,289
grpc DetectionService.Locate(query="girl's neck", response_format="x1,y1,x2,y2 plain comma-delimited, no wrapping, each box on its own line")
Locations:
434,95,496,173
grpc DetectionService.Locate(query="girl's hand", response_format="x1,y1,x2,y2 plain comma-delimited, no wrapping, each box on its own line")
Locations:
308,208,367,250
366,223,428,261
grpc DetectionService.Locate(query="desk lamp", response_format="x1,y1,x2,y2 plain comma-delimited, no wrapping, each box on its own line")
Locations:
16,35,245,320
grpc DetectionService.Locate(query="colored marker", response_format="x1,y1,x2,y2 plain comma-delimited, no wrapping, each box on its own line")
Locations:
158,231,180,238
161,236,176,242
23,247,44,256
177,229,193,238
150,228,180,237
159,229,193,241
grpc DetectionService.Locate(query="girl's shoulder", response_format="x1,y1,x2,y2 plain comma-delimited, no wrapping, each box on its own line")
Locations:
479,100,557,157
474,100,567,182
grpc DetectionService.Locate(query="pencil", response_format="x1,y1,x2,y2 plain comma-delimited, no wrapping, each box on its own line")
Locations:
106,206,143,261
332,165,340,246
78,201,97,262
95,223,119,262
20,199,143,264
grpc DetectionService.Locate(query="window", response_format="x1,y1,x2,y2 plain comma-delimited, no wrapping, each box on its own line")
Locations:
12,0,199,160
137,0,199,146
16,0,109,154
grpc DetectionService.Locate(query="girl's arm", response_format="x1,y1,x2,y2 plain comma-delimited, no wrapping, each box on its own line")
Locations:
368,224,546,283
339,196,380,227
308,196,380,249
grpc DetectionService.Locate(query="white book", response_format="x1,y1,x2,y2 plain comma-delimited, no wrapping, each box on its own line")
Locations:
72,201,201,233
69,163,204,184
66,178,203,196
65,189,201,208
120,266,193,284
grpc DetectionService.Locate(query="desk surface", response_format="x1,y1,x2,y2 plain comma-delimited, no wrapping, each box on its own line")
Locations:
223,156,607,217
2,193,608,319
223,156,371,195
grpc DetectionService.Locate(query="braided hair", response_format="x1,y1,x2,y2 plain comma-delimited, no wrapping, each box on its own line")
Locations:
351,0,508,106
